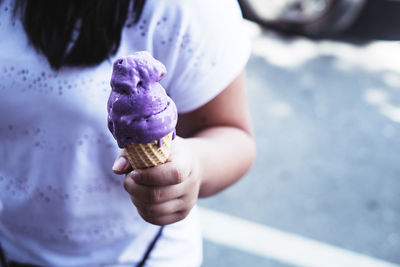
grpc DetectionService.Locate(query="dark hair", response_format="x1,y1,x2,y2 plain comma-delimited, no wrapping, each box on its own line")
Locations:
12,0,145,70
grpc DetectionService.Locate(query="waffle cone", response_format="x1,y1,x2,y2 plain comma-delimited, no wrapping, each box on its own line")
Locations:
124,132,174,169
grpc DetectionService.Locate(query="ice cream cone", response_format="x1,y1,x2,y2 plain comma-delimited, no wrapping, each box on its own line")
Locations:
108,52,178,169
124,132,174,169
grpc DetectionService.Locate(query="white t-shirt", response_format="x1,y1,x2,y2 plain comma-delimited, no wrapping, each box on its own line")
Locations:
0,0,250,266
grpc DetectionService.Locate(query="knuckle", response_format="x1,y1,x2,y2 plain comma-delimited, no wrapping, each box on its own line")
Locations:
176,209,189,221
142,205,156,217
177,198,188,210
171,166,184,184
149,188,163,203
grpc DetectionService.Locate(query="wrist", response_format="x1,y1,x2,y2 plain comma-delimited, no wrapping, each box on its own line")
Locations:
184,137,203,199
184,137,212,198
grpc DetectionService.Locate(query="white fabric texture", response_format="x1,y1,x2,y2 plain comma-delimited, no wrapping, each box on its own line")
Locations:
0,0,250,266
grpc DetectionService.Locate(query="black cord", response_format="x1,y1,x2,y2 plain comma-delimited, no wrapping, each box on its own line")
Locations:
136,226,164,267
0,242,8,267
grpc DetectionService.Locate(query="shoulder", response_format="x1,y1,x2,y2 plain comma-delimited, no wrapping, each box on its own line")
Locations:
139,0,247,68
142,0,243,29
125,0,245,53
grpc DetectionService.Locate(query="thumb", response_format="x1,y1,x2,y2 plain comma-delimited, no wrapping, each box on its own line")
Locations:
112,150,132,174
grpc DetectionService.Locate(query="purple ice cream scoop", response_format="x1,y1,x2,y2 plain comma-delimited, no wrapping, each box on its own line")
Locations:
107,51,177,148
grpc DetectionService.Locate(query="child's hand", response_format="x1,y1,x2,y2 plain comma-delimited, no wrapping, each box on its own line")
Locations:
112,71,255,224
114,137,201,225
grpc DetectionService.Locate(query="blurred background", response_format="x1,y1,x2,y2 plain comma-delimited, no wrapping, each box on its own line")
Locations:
198,0,400,266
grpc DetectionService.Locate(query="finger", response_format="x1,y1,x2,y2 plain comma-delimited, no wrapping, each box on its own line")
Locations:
138,209,191,226
124,175,184,204
112,150,132,174
132,162,186,186
133,192,197,226
132,197,185,218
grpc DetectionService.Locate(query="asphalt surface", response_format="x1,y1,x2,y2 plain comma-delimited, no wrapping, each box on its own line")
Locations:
198,12,400,267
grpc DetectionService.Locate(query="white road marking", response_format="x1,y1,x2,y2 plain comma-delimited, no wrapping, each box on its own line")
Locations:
198,207,400,267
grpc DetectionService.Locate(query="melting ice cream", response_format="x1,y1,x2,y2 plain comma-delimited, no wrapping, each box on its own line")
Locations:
107,51,177,148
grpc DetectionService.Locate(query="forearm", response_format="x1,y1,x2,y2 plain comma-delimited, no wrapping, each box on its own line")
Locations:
175,70,254,198
186,126,255,198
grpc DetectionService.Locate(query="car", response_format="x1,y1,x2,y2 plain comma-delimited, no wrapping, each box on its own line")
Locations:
238,0,367,37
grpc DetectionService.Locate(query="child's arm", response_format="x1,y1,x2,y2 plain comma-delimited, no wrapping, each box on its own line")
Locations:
176,70,255,197
115,70,255,225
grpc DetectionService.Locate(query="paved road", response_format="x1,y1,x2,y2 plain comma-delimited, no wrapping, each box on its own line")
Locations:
198,16,400,267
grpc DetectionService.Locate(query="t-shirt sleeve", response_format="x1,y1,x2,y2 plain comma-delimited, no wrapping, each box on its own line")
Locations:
153,0,251,114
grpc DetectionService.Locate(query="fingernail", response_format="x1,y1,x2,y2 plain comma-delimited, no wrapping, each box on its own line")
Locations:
112,156,129,172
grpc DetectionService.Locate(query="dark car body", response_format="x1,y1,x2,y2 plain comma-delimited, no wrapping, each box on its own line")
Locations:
238,0,367,37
